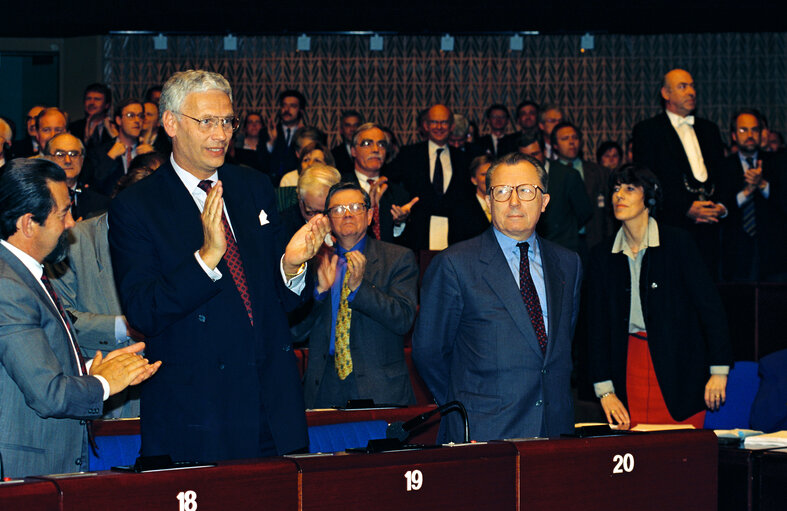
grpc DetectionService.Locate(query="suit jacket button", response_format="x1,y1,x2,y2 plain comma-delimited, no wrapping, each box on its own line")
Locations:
535,400,543,407
80,420,86,425
198,314,206,322
219,364,225,370
75,458,82,466
283,345,291,351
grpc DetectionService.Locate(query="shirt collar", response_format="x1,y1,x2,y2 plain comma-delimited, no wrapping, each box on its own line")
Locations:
611,216,660,258
493,227,539,258
0,239,44,279
738,151,759,167
336,235,367,258
428,139,448,156
171,154,218,194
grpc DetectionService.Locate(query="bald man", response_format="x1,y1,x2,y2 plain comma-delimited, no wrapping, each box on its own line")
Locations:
390,104,470,251
632,68,727,278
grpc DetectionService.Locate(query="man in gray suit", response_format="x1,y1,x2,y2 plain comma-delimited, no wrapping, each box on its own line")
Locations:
303,182,418,408
414,152,583,443
46,212,144,418
0,159,159,478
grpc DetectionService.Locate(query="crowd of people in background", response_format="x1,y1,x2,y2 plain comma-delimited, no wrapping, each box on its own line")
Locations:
1,66,786,477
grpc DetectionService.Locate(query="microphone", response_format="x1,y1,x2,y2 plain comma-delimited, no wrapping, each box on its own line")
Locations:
386,400,470,443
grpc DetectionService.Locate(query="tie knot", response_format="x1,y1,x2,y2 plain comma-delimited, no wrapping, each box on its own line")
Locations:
436,148,444,156
197,180,213,193
517,241,530,254
745,157,755,168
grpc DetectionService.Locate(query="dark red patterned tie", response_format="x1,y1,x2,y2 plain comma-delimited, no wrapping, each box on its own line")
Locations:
40,273,87,374
517,242,547,353
367,178,381,239
198,180,254,325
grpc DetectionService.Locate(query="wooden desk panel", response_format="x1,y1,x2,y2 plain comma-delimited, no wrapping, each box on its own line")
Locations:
758,448,787,511
36,458,299,511
718,445,760,511
509,430,718,511
294,442,518,511
0,480,59,511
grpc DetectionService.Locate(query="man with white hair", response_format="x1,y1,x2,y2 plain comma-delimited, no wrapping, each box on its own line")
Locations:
109,70,330,462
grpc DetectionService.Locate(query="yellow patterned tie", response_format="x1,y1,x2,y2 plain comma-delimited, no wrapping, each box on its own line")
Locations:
334,262,353,380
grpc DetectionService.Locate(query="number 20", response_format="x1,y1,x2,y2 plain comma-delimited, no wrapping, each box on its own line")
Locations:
612,453,635,474
404,469,423,491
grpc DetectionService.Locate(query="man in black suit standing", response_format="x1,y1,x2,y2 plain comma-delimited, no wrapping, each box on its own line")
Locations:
266,90,306,183
477,104,511,158
331,110,363,175
632,68,727,277
718,109,787,281
391,104,470,251
343,122,416,244
448,154,492,245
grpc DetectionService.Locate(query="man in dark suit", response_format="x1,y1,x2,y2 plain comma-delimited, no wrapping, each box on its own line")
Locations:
331,110,363,175
109,70,330,462
447,154,492,245
632,68,727,277
718,109,787,281
84,99,153,196
518,135,593,254
12,105,45,158
551,121,613,251
414,152,583,442
500,100,540,156
477,104,510,158
0,158,159,478
302,182,418,408
342,122,416,244
44,133,109,220
390,104,470,251
68,83,114,149
266,90,306,182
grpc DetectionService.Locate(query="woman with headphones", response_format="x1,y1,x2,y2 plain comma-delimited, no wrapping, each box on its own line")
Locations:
587,164,734,429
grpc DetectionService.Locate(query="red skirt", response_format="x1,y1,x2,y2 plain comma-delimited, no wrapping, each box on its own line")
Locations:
626,332,705,429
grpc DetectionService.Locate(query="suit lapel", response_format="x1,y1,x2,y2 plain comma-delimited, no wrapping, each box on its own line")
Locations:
479,230,544,358
539,237,565,359
93,214,119,305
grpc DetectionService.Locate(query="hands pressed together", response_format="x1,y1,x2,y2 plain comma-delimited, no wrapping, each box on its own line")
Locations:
90,342,161,396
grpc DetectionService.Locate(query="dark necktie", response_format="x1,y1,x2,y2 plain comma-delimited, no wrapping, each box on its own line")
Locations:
517,242,547,353
197,180,254,325
433,148,444,196
743,157,757,236
40,273,87,375
367,178,381,239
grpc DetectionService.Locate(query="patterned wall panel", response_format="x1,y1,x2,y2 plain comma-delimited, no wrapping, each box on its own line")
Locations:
104,32,787,156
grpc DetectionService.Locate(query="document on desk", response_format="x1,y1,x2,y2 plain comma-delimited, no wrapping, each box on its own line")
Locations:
630,424,695,432
744,430,787,449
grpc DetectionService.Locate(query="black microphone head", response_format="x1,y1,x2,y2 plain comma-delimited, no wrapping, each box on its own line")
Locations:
386,421,409,442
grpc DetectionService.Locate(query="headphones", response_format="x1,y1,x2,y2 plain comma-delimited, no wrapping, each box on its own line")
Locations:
645,182,659,208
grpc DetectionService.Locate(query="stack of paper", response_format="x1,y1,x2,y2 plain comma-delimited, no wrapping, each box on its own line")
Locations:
743,431,787,449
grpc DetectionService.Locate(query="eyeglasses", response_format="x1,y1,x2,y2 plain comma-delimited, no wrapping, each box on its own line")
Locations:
326,202,367,217
489,184,545,202
50,150,83,159
176,112,240,132
426,120,451,128
358,139,389,150
123,112,146,120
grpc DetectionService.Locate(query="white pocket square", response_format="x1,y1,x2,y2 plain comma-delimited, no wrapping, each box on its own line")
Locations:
259,209,269,226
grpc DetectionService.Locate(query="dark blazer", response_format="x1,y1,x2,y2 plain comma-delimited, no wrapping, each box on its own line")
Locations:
750,348,787,433
331,143,355,175
717,152,787,281
108,162,309,462
390,141,471,251
447,193,490,245
69,118,114,149
577,160,614,249
587,224,733,421
71,187,110,221
83,138,125,196
413,229,583,442
476,134,500,158
11,137,37,158
632,112,726,272
267,124,298,181
0,244,104,478
537,161,594,254
302,238,418,408
341,170,411,244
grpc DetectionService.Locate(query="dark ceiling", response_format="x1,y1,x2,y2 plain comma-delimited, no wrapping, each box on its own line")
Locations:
4,0,783,37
